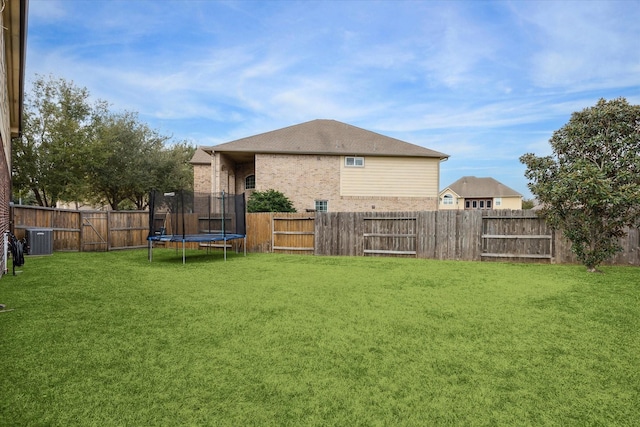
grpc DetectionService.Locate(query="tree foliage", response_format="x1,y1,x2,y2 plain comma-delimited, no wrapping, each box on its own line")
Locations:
247,189,296,213
12,75,195,210
520,98,640,272
12,75,103,206
521,199,535,210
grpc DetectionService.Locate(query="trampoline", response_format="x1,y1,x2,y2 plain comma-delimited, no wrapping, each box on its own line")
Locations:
148,190,246,263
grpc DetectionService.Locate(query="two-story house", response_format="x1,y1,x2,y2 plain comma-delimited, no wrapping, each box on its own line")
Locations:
439,176,522,210
192,119,449,212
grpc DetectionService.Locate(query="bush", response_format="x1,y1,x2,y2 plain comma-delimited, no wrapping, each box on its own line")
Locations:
247,189,296,213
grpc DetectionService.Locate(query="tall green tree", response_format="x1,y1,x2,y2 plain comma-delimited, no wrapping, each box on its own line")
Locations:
520,98,640,272
14,74,197,210
87,111,195,210
128,141,195,210
12,75,104,206
88,111,168,210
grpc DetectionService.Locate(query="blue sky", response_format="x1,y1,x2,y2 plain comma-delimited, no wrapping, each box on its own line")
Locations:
26,0,640,198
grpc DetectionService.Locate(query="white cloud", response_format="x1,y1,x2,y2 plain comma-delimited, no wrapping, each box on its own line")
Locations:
513,1,640,90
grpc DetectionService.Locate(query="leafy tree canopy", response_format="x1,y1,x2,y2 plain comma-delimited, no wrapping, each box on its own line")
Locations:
12,75,195,210
12,74,104,207
520,98,640,272
247,189,296,213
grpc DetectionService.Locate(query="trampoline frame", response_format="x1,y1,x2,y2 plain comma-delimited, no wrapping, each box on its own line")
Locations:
148,233,246,263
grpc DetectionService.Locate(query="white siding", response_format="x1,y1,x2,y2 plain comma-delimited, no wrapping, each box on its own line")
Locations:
340,156,439,198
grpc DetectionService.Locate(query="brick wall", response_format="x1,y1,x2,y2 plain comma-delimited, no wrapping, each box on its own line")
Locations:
198,152,440,212
0,137,9,276
192,163,211,194
257,153,438,212
256,153,339,212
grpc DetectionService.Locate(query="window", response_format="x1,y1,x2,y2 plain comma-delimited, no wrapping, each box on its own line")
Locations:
465,199,492,210
245,175,255,190
315,200,328,212
443,194,454,205
495,198,502,207
345,156,364,167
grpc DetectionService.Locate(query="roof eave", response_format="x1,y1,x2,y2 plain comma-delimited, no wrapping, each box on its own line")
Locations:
206,148,448,160
6,0,29,138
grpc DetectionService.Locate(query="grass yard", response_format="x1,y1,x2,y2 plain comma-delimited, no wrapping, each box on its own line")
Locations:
1,249,639,426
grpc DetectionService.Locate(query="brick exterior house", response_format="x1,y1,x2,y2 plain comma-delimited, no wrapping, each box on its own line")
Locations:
1,0,28,278
192,119,449,212
439,176,522,210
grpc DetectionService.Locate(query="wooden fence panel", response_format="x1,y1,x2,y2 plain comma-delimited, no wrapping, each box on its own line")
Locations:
13,206,81,251
81,212,108,251
434,210,458,260
416,211,437,258
553,225,640,266
246,212,273,252
481,210,553,263
612,227,640,265
363,212,417,257
430,210,483,261
12,206,148,252
315,212,366,256
109,211,148,250
343,212,365,256
272,213,315,255
53,209,81,251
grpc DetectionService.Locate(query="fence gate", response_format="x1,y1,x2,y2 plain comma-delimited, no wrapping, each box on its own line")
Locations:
82,212,109,252
363,215,417,257
481,212,553,262
272,216,315,254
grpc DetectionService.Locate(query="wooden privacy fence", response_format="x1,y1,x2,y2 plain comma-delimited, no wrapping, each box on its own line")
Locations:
10,206,640,265
313,210,639,265
244,212,315,254
481,210,554,261
11,205,148,252
315,210,484,260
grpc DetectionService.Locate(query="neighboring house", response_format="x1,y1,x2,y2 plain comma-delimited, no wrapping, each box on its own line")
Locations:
192,119,449,212
1,0,28,278
439,176,522,210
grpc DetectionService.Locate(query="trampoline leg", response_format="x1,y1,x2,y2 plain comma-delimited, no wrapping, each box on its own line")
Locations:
224,240,227,261
182,240,186,265
244,237,247,256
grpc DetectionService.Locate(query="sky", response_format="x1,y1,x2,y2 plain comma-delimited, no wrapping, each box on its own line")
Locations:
25,0,640,198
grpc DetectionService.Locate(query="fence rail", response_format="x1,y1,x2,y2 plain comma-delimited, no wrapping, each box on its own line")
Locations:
10,205,640,265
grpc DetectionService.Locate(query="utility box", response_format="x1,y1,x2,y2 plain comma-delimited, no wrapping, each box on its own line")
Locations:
26,228,54,255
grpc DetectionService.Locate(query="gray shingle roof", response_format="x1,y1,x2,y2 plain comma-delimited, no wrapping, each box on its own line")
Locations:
190,147,212,164
444,176,522,198
201,119,449,159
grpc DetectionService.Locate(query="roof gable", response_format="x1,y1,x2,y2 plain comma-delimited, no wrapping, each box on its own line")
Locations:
444,176,522,198
203,119,449,159
190,147,212,164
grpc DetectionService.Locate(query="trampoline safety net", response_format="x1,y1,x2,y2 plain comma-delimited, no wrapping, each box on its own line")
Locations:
148,190,246,240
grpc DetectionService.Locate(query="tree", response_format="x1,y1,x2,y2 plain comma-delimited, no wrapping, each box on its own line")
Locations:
247,189,296,213
520,98,640,272
521,199,535,210
12,75,104,206
88,112,195,210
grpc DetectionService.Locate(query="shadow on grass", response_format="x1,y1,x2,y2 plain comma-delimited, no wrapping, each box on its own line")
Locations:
147,248,246,265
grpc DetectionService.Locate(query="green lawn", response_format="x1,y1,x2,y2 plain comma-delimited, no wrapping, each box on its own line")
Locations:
1,249,639,426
